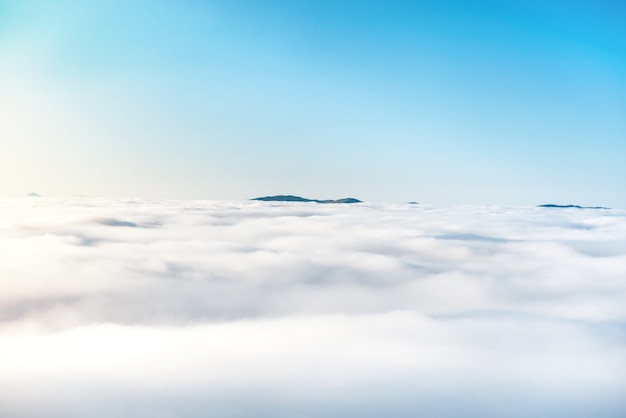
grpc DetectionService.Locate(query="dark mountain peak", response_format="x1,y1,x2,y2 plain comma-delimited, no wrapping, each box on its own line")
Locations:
538,204,610,209
251,195,362,204
319,198,362,204
252,195,315,202
27,192,42,197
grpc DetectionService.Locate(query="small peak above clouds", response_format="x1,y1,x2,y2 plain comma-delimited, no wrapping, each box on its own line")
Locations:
251,195,362,204
26,192,42,197
538,203,610,209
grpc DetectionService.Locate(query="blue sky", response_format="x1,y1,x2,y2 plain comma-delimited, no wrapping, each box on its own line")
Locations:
1,0,624,206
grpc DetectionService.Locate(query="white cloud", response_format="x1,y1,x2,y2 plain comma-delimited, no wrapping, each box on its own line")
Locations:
1,198,625,417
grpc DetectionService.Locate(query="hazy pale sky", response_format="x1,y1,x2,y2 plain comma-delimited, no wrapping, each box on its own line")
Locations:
1,0,624,206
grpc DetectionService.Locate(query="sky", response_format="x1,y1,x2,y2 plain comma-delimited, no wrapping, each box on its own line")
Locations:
0,0,624,206
1,198,625,417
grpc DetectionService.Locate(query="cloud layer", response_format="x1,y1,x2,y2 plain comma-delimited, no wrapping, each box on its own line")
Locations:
1,198,625,417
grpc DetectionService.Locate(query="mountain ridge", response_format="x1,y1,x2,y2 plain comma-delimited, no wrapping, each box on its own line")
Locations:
538,204,610,209
251,195,362,204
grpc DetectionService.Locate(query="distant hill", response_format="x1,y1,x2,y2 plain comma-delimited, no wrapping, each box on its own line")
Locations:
27,192,42,197
326,198,362,204
251,195,362,204
538,204,610,209
253,195,313,202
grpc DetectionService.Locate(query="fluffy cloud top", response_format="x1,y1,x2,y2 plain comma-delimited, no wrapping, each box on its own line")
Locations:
1,198,625,417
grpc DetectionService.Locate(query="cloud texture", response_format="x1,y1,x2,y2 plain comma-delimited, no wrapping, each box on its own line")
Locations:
1,198,625,417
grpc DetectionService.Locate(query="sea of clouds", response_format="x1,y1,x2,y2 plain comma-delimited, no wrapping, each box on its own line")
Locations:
1,198,625,417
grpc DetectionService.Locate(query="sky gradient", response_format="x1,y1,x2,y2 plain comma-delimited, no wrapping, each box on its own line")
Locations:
1,0,624,206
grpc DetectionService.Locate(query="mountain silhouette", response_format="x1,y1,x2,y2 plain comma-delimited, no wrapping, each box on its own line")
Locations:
538,204,609,209
252,195,362,204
